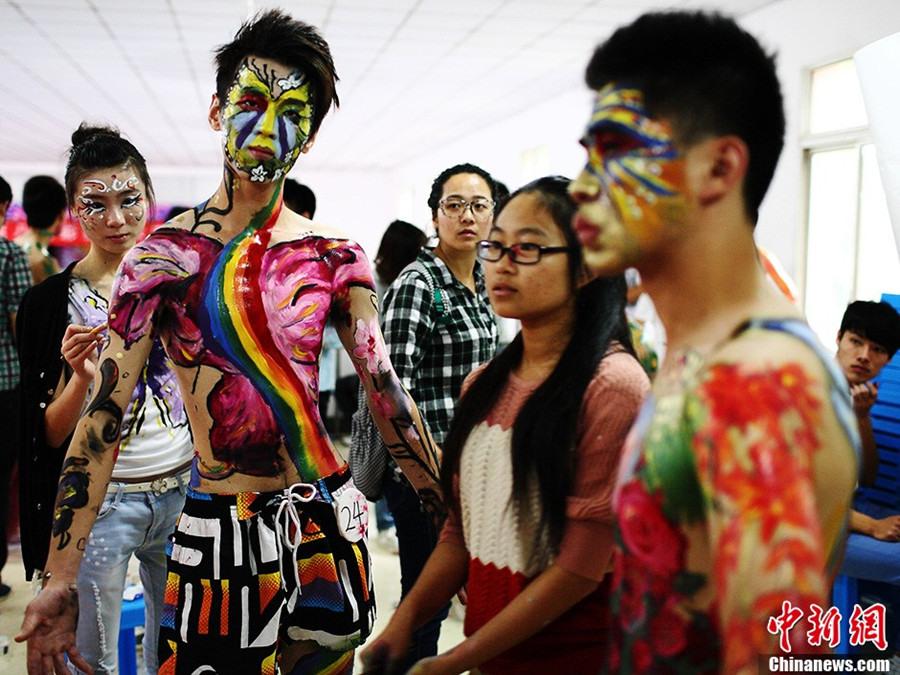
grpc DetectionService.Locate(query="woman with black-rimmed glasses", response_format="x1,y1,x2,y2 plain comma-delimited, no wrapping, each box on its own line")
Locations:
363,176,649,675
377,163,500,669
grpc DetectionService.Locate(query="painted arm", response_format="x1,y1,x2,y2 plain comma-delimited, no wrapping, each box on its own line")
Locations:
359,539,469,674
17,328,154,675
695,358,849,673
44,324,105,448
334,284,445,528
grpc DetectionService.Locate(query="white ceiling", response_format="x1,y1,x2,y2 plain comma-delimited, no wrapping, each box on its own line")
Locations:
1,0,779,172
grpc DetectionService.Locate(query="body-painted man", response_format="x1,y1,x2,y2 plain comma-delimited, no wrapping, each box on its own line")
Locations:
18,11,443,675
568,12,858,674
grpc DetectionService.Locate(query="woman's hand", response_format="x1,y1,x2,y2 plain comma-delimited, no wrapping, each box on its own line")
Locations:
61,323,105,383
359,623,412,674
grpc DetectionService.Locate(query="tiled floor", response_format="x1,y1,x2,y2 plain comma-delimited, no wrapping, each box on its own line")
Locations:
0,508,465,674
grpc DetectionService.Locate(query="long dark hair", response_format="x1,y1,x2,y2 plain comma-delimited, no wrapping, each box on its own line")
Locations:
441,175,635,552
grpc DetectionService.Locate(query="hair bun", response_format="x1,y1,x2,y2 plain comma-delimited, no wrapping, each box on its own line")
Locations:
71,122,121,148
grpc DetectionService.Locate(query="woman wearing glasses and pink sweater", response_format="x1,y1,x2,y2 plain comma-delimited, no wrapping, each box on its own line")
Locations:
363,176,649,675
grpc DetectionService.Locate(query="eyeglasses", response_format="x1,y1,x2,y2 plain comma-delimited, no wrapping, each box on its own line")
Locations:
439,198,495,220
476,240,571,265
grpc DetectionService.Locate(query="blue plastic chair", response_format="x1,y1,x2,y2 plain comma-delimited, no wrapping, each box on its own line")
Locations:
831,574,858,654
118,595,146,675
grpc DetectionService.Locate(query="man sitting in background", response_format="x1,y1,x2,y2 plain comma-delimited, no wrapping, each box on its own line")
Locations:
837,300,900,661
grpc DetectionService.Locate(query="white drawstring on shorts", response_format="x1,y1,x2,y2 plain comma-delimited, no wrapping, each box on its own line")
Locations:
273,482,318,597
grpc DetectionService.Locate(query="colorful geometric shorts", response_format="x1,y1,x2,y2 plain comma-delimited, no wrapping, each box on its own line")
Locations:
157,467,375,674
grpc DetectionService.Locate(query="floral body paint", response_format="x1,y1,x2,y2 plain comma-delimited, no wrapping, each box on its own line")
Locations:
607,319,859,673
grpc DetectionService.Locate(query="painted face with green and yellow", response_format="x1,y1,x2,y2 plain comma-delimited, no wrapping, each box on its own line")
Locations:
221,56,314,182
569,83,689,275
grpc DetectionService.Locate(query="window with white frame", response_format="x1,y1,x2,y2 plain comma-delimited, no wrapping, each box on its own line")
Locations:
803,58,900,344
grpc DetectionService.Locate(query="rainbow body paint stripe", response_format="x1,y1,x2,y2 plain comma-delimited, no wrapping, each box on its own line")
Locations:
202,196,338,481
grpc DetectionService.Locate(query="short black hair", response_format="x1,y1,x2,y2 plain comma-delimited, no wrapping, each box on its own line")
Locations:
283,178,316,217
586,11,784,223
214,9,339,140
65,123,155,217
427,163,498,220
0,175,11,204
22,175,66,229
375,220,427,286
840,300,900,358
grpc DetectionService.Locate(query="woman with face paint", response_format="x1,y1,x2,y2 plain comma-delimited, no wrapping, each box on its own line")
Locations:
362,177,649,675
373,164,500,670
17,124,192,675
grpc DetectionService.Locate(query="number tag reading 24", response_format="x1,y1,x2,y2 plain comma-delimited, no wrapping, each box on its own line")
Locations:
332,485,369,543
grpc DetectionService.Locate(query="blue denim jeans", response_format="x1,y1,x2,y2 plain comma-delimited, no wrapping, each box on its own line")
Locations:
375,495,395,531
69,478,186,675
383,476,450,669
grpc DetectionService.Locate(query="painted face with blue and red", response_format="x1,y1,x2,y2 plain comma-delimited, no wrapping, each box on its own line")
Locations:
220,56,314,183
569,83,689,275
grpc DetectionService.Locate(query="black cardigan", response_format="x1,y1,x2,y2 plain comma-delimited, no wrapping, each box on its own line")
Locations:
16,264,75,580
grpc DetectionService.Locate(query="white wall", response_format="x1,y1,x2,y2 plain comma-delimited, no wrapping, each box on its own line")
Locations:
384,86,595,221
741,0,900,286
